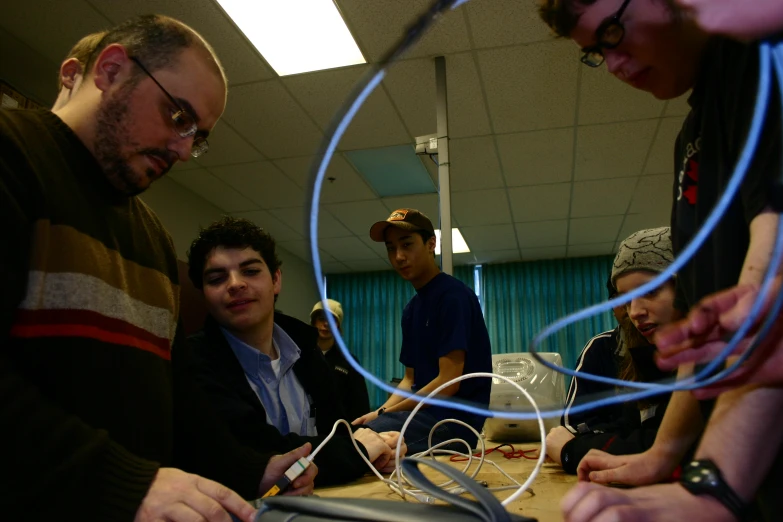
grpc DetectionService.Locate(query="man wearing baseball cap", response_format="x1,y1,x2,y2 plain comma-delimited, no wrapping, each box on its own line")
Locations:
310,299,370,422
353,209,493,454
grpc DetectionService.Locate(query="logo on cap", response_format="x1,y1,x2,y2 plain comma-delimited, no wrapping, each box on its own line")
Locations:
388,209,409,221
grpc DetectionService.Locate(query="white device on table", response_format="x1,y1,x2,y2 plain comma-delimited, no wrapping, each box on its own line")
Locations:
483,353,565,442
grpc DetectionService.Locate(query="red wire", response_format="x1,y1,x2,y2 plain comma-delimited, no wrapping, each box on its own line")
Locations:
449,443,540,462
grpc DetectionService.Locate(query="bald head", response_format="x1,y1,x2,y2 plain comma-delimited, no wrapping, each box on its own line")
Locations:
82,14,226,88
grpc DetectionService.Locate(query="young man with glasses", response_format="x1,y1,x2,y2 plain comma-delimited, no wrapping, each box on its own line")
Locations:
0,15,315,522
538,1,782,521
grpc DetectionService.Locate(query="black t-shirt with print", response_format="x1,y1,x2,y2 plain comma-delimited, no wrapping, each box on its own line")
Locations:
672,35,783,521
672,35,781,308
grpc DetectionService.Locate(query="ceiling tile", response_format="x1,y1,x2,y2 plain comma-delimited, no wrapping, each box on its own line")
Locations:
465,0,554,47
567,243,616,258
0,0,111,66
628,174,672,216
447,53,493,139
276,240,336,265
508,183,571,222
460,224,517,252
283,66,410,150
452,189,511,226
169,168,257,212
497,128,574,187
211,162,304,209
665,93,691,117
382,194,441,226
338,0,471,62
232,210,303,242
575,120,658,180
383,54,493,140
269,207,353,239
570,178,638,218
515,220,568,248
193,120,266,168
92,0,274,83
344,259,392,272
569,216,623,245
477,41,579,133
644,117,683,174
319,237,380,261
324,199,392,237
450,136,504,191
521,246,567,260
578,67,665,125
619,213,671,241
274,153,377,204
222,80,324,159
382,58,435,140
473,249,522,265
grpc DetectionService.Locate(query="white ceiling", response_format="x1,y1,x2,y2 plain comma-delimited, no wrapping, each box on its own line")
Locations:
0,0,683,274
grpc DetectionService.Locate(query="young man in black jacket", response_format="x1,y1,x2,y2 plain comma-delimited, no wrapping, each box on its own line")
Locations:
310,299,371,422
182,217,405,486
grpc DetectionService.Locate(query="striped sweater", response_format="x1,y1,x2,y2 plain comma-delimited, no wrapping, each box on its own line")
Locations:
0,109,266,520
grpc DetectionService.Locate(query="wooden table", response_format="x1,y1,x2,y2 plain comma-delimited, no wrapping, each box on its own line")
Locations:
315,443,577,522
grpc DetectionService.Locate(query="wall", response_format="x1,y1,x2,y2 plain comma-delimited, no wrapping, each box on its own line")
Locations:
140,176,319,324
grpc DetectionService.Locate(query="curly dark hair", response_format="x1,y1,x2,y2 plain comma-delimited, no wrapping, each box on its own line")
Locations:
187,217,282,290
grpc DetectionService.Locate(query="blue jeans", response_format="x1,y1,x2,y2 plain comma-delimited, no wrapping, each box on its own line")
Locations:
366,410,477,455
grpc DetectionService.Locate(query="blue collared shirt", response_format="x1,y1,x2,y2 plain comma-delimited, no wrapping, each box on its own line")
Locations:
222,324,316,436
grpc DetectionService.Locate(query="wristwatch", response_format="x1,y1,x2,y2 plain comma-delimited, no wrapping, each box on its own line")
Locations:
377,407,386,415
679,459,750,520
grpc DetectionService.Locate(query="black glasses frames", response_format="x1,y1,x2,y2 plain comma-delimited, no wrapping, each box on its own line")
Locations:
580,0,633,68
128,56,209,158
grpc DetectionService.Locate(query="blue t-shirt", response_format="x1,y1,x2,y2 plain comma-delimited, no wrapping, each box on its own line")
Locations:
399,272,492,434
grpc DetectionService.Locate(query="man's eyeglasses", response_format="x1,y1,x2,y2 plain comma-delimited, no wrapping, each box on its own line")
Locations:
580,0,632,68
129,56,209,158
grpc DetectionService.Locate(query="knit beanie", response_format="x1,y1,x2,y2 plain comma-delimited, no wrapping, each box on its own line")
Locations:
611,227,673,285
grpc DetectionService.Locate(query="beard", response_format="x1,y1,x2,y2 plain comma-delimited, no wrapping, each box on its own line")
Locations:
93,82,174,197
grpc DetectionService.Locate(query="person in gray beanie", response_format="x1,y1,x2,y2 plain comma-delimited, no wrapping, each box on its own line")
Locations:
548,227,687,474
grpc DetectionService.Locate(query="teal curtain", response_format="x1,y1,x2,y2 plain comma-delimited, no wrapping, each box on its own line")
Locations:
327,268,475,410
482,256,615,372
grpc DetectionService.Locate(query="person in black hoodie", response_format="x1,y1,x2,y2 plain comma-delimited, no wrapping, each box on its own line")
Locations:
309,299,371,422
181,217,405,486
546,227,685,474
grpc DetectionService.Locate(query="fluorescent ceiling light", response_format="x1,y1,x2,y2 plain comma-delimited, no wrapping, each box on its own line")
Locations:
435,228,470,255
216,0,366,76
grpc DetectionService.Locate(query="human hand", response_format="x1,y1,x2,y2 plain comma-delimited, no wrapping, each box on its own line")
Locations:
561,482,735,522
576,448,677,485
258,443,318,497
133,468,255,522
545,426,575,465
351,410,379,426
655,278,783,399
676,0,783,41
377,431,407,472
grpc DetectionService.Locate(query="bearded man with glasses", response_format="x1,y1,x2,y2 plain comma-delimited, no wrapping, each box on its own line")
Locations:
538,1,783,521
0,14,316,522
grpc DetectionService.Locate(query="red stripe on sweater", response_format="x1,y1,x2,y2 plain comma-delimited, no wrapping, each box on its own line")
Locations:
13,308,169,350
10,324,171,360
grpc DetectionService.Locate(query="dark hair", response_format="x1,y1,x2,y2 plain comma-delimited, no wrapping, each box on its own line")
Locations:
83,14,225,84
187,217,282,291
606,274,617,299
538,0,681,38
58,31,108,89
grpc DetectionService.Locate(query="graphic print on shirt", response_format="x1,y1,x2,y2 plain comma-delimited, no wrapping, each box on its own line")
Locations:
677,136,701,205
